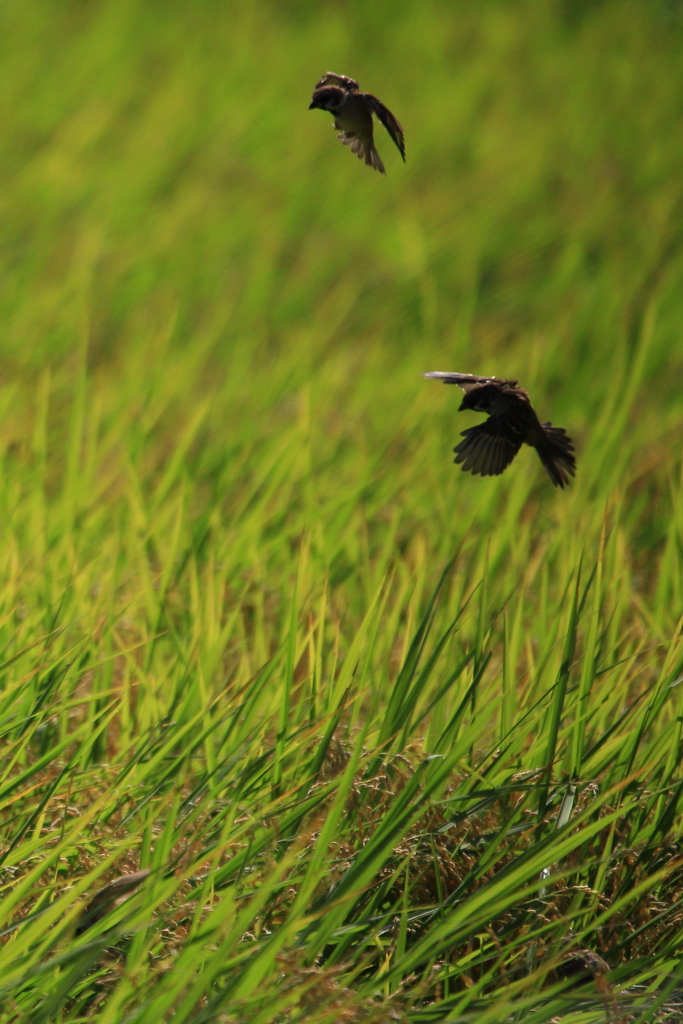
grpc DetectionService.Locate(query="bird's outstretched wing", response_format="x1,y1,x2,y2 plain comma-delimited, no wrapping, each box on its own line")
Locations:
454,418,523,477
364,94,406,160
314,72,360,92
423,371,517,392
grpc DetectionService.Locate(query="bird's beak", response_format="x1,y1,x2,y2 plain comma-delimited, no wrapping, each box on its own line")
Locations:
308,100,317,110
458,399,467,411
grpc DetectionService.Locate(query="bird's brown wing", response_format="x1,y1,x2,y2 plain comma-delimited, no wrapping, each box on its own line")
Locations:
314,72,360,92
454,418,523,477
364,94,406,160
423,371,518,392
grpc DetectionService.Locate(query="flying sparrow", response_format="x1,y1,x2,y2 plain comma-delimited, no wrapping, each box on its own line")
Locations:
308,72,405,174
423,372,576,488
556,948,622,1023
76,869,150,935
556,948,610,985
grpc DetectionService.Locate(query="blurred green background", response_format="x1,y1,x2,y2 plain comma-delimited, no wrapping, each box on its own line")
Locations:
3,0,683,510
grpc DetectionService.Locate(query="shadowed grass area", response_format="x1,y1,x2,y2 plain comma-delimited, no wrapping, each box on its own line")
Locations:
1,0,683,1020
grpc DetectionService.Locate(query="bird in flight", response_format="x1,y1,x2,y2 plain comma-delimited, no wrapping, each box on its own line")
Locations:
76,869,150,935
308,72,405,174
423,372,576,488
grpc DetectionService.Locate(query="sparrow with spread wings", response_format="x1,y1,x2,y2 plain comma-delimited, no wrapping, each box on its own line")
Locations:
308,72,405,174
423,372,576,488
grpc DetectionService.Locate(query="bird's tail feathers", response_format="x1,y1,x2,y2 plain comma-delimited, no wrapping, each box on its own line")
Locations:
337,133,385,173
537,423,576,489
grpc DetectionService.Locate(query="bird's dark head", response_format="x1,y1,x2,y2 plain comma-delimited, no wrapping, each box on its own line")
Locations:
459,386,496,413
309,86,345,112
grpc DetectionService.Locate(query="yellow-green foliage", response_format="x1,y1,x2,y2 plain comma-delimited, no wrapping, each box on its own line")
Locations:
0,1,683,1020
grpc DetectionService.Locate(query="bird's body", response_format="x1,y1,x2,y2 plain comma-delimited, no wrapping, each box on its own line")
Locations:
76,869,150,935
309,72,405,174
557,948,610,985
423,371,576,488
